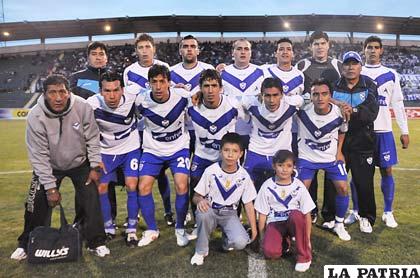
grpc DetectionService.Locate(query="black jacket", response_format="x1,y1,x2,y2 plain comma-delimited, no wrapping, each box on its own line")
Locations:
69,66,108,99
332,75,379,152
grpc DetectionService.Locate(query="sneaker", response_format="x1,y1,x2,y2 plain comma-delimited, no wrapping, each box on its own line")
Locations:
322,220,335,229
10,247,27,261
125,233,138,248
382,212,398,228
184,212,192,226
333,223,351,241
186,228,198,241
87,245,110,257
175,229,189,247
190,252,207,266
295,261,311,272
311,213,318,224
164,212,175,227
138,230,159,247
344,210,360,225
359,217,373,233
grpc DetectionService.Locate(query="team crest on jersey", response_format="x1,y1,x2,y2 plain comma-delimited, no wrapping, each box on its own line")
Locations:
291,187,299,197
162,119,170,127
268,124,276,130
359,92,366,101
384,154,390,161
72,122,80,130
235,177,246,187
366,156,373,165
239,82,247,90
314,130,322,138
209,125,217,133
124,116,133,124
139,161,144,171
283,85,289,93
145,82,150,89
191,162,198,172
185,83,192,91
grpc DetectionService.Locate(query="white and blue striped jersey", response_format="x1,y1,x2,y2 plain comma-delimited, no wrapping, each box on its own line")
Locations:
87,92,139,155
135,88,190,157
188,96,243,162
297,103,347,163
242,95,303,156
221,64,264,135
362,64,409,134
261,64,305,96
194,162,257,207
170,61,214,94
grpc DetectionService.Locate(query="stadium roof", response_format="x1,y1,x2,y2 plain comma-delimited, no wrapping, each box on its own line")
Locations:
1,14,420,41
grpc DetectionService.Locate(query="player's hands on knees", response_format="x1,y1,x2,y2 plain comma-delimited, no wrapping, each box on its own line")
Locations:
400,134,409,149
86,166,101,186
46,188,61,207
197,199,211,213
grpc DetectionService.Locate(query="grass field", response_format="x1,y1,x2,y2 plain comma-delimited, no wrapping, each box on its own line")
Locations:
0,120,419,277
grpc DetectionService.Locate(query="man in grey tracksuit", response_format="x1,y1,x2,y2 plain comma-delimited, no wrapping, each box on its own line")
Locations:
11,74,109,260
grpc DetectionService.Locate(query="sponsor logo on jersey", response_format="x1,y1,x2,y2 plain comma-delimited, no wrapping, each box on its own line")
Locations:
305,139,331,151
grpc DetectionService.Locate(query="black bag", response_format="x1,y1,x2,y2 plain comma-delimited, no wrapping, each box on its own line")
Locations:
27,205,82,264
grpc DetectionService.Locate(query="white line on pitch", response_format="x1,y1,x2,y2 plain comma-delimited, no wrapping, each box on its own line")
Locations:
0,170,31,175
248,254,267,278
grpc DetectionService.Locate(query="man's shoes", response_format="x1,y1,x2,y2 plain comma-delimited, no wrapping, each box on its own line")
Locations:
333,222,351,241
190,252,207,266
295,261,311,272
164,212,175,227
344,210,360,225
175,229,189,247
186,227,198,241
138,230,159,247
125,233,139,248
10,247,27,261
87,245,110,257
382,212,398,228
321,220,335,229
359,217,373,233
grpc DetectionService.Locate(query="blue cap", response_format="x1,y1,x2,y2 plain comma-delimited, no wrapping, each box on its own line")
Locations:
342,51,362,64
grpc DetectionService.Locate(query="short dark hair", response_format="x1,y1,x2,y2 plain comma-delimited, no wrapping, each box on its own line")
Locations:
99,71,124,89
310,78,332,95
277,37,293,49
179,34,198,49
87,41,107,56
43,74,69,93
148,64,171,82
309,31,329,44
364,35,383,49
261,77,283,94
272,149,296,165
199,69,222,87
221,132,243,151
135,33,155,48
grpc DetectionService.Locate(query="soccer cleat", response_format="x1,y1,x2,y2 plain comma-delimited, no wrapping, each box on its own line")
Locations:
175,229,190,247
190,252,208,266
333,223,351,241
10,247,27,261
382,212,398,228
87,245,110,257
138,230,159,247
295,261,311,272
311,213,318,224
344,210,360,225
186,228,198,241
359,217,373,233
164,212,175,227
321,220,335,230
125,233,139,248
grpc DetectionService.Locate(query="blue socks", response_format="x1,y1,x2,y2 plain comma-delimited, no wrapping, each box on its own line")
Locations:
99,193,114,231
381,175,395,212
175,193,189,229
126,191,139,233
157,173,172,214
138,193,157,230
335,195,349,221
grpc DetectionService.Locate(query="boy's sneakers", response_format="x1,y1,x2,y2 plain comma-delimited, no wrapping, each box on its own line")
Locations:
125,233,139,248
382,212,398,228
175,229,189,247
164,212,175,227
190,252,208,266
321,220,335,229
87,245,110,257
344,210,360,225
333,223,351,241
10,247,27,261
138,230,159,247
295,261,311,272
359,217,373,233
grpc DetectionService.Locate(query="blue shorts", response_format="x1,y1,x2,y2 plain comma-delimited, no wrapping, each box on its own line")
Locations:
297,158,347,182
100,149,141,184
375,131,398,168
243,150,273,180
190,155,214,178
139,148,190,176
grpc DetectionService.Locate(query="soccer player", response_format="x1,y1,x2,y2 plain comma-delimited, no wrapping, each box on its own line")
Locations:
345,36,410,228
296,79,351,241
261,37,305,154
255,150,314,272
332,51,379,233
134,64,191,247
242,77,303,191
87,71,141,247
296,31,342,226
221,39,264,150
123,33,174,226
11,74,109,260
190,133,257,266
